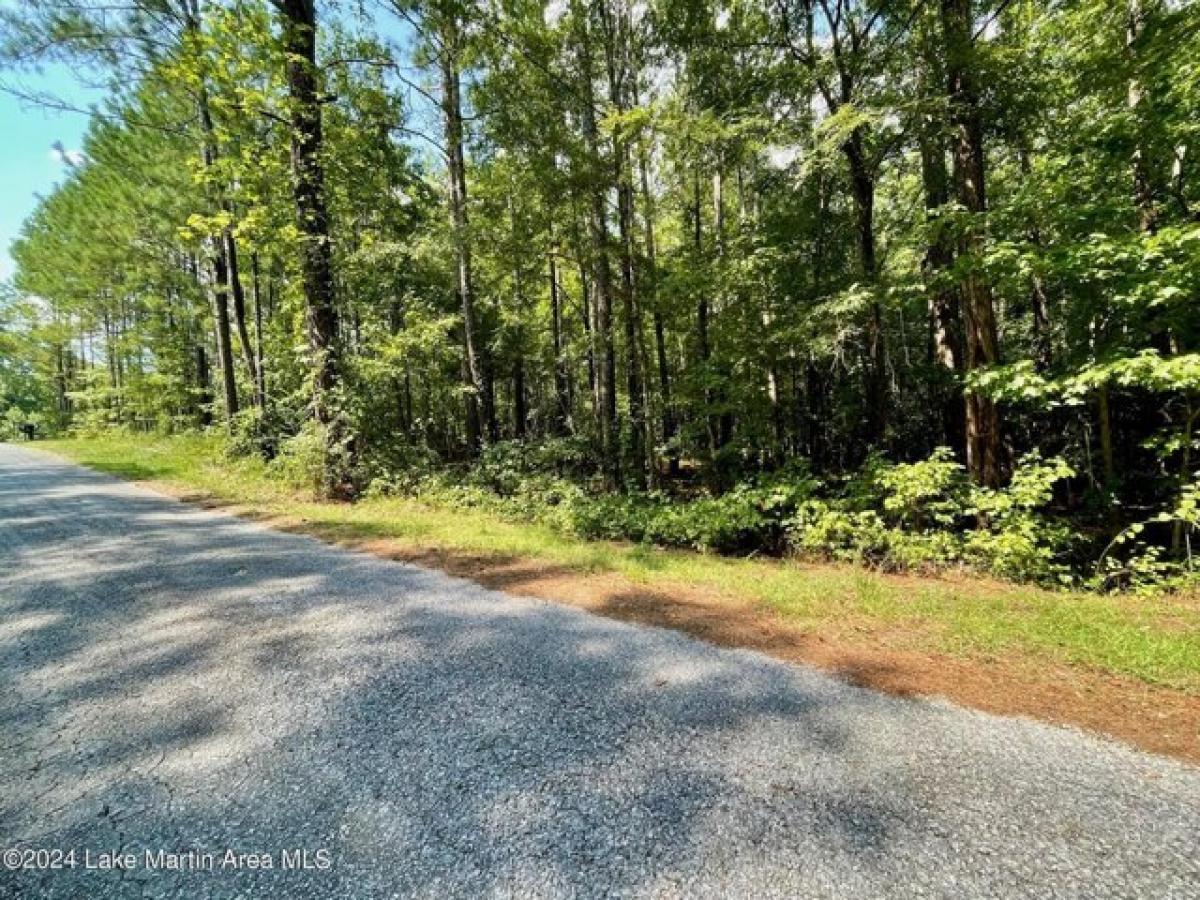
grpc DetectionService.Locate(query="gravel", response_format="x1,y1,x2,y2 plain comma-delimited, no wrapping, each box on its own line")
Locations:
1,442,1198,899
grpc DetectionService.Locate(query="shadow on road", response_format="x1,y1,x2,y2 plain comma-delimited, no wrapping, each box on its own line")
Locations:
0,454,912,898
2,449,1197,898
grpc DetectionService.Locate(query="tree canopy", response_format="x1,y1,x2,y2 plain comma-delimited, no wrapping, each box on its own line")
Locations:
2,0,1199,589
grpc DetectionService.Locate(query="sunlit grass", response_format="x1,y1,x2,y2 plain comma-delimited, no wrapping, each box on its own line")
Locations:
40,433,1200,692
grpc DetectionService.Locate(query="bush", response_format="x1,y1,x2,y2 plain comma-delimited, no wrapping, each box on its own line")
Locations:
1,407,45,440
612,474,821,553
643,489,779,553
471,437,596,494
364,439,1076,584
790,503,894,564
268,422,327,491
964,452,1076,582
875,447,970,530
1093,477,1200,593
786,449,1075,583
362,441,820,555
362,444,444,497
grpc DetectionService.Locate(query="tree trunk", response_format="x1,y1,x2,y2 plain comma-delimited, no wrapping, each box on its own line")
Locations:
250,251,267,411
459,346,480,451
194,344,213,427
548,246,573,434
572,0,620,487
196,84,237,421
1016,148,1053,372
578,252,598,415
843,128,888,446
183,1,237,425
712,168,734,451
510,197,528,440
53,340,68,423
223,225,261,408
512,356,527,438
943,0,1002,487
693,170,717,458
618,179,646,483
277,0,351,497
1097,385,1116,488
1127,0,1158,233
805,358,827,470
208,244,239,419
917,55,965,456
638,139,677,477
608,22,646,487
438,17,494,450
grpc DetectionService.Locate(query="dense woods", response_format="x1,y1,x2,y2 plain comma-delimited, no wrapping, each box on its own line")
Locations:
2,0,1199,589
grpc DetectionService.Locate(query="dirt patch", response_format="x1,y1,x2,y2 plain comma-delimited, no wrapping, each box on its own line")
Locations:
380,544,1199,764
151,481,1200,766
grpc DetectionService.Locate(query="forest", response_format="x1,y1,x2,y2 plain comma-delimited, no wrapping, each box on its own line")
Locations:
1,0,1199,591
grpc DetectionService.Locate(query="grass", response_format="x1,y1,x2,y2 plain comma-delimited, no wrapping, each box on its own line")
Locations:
40,433,1200,693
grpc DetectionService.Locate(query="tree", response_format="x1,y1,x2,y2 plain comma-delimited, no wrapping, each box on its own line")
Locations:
273,0,353,497
942,0,1002,487
5,0,1200,582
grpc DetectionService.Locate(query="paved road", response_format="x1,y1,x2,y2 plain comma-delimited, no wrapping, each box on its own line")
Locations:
1,443,1198,899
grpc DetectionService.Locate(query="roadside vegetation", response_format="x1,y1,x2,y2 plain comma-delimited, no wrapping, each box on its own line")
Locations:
43,433,1200,694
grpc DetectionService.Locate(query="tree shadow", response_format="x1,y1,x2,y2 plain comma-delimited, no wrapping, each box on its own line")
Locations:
2,447,1198,898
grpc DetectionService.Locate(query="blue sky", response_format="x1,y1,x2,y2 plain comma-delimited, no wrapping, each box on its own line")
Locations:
0,66,95,282
0,6,426,286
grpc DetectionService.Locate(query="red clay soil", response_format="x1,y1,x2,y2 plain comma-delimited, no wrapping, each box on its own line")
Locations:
168,488,1200,766
365,544,1199,766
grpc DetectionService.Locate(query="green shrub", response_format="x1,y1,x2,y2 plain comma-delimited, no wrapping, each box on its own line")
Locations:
789,502,894,564
876,447,970,530
268,422,327,491
470,437,595,494
628,476,821,553
643,491,772,552
1,407,46,440
362,444,444,497
367,439,1077,585
786,449,1075,583
1093,476,1200,592
965,452,1076,583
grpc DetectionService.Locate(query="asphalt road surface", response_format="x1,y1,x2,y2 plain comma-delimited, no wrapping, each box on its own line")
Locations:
1,443,1198,899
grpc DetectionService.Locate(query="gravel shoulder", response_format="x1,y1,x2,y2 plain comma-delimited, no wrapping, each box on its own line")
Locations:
2,442,1199,899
